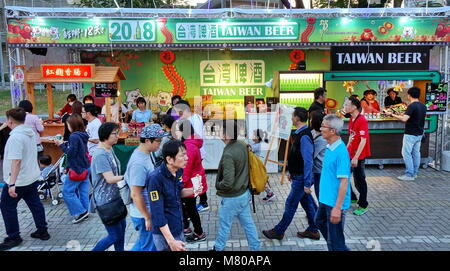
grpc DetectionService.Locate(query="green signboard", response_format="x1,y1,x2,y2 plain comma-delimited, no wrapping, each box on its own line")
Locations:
7,17,449,45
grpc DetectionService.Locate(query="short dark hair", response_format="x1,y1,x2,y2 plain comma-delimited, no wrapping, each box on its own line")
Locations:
162,114,175,130
139,137,157,144
175,100,191,112
363,89,377,96
67,114,85,133
223,119,238,141
310,110,325,132
314,87,327,100
293,107,308,123
162,140,186,163
347,96,361,111
67,94,77,102
136,97,147,107
84,103,98,117
387,88,398,96
18,100,33,113
98,122,119,142
171,95,182,106
83,95,94,104
39,155,52,166
407,86,421,99
178,119,195,141
6,107,26,123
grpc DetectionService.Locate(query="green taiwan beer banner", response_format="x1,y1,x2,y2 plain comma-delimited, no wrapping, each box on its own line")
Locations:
7,17,450,46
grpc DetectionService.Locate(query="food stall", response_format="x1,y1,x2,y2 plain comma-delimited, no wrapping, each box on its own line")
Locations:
6,7,450,170
24,64,126,163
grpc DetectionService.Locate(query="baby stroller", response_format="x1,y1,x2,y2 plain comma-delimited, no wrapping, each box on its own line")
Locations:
37,155,64,206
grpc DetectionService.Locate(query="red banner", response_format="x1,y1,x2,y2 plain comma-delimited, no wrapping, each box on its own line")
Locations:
41,64,94,79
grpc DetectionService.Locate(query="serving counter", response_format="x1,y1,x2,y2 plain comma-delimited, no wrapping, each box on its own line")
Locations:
40,123,64,164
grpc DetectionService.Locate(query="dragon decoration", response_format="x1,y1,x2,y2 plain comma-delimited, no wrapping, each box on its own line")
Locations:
160,51,186,98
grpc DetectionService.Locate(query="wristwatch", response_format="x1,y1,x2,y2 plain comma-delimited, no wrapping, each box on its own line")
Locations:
8,183,15,188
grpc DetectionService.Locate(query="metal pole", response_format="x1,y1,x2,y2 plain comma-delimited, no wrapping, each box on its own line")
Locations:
0,35,5,88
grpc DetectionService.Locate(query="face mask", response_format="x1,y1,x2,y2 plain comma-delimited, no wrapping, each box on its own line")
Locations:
344,113,352,118
69,102,74,106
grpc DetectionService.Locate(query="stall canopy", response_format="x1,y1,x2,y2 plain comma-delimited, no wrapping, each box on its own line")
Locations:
24,65,126,119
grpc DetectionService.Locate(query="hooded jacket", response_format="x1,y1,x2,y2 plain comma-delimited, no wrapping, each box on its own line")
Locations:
3,124,41,186
182,136,207,197
60,131,89,174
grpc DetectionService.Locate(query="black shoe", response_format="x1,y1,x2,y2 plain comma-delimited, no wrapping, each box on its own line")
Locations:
209,246,217,251
262,229,284,240
72,211,89,224
31,230,51,241
0,237,23,251
186,232,207,243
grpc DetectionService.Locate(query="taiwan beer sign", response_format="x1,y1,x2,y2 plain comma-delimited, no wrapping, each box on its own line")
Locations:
95,82,119,98
331,46,430,71
41,64,95,79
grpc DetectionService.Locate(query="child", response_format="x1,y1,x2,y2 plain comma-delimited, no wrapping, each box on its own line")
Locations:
39,155,52,179
249,129,275,202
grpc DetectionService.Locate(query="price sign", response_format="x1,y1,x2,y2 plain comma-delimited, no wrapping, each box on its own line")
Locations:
95,82,118,98
108,20,156,42
425,83,448,113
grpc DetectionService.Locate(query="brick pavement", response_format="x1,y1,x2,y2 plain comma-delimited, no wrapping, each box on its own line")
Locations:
1,165,450,251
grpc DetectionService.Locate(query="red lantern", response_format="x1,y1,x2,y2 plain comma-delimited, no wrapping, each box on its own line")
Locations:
290,50,304,63
160,51,175,64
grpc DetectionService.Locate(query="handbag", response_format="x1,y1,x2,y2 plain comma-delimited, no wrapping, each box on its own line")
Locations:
95,197,128,226
69,169,89,181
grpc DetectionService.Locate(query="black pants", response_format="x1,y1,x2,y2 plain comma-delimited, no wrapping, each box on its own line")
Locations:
199,192,208,206
350,159,369,208
182,197,203,235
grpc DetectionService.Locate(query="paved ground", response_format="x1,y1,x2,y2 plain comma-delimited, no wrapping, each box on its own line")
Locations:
1,165,450,251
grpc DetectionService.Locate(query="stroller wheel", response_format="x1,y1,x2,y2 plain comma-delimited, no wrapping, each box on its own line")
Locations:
52,200,59,206
39,194,46,200
58,192,63,199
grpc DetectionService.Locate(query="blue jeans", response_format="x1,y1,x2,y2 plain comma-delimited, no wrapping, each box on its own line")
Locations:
314,203,349,251
130,216,156,251
0,182,47,239
63,170,90,216
215,190,260,251
274,177,318,235
92,218,126,251
402,134,423,177
153,233,184,251
313,173,321,200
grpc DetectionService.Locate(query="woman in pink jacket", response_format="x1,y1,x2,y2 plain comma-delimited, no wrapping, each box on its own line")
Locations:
176,119,207,243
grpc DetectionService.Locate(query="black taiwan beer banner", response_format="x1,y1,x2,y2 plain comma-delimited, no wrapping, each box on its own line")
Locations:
331,46,431,71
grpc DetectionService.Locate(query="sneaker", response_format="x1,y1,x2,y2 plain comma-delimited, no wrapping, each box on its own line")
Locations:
186,232,207,243
297,230,320,240
351,200,358,204
196,204,210,213
262,229,284,240
353,207,369,216
30,230,51,241
183,227,193,236
209,246,217,251
0,237,23,251
72,211,89,224
397,175,415,181
262,193,276,202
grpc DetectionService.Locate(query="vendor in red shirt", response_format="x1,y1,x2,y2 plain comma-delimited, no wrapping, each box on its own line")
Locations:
361,89,380,114
57,94,78,117
344,96,371,216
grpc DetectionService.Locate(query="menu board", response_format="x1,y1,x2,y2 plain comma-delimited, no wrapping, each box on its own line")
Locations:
95,82,118,98
425,83,448,113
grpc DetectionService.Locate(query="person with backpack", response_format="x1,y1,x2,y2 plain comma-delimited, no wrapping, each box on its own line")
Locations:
262,107,320,241
124,124,167,251
176,119,207,243
212,119,260,251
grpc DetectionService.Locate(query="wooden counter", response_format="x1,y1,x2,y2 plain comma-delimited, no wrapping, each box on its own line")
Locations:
41,123,64,163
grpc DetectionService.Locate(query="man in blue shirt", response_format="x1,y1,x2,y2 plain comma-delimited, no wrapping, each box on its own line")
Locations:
315,114,351,251
263,107,319,241
125,124,167,251
148,140,202,251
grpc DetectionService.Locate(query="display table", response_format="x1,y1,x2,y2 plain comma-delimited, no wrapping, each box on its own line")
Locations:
112,144,138,175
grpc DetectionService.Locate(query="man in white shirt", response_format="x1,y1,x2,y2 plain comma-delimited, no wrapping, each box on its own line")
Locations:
83,103,102,157
0,108,50,251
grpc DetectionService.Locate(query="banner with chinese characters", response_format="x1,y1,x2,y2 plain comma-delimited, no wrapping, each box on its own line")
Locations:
7,17,449,46
200,60,266,99
41,64,94,79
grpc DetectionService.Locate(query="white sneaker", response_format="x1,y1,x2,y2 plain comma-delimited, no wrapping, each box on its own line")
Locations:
397,175,415,181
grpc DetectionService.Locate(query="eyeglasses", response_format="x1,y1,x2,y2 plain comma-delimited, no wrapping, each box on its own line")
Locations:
111,132,119,136
154,139,162,143
321,125,333,129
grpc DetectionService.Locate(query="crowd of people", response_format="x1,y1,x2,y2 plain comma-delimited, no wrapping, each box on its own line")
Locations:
0,86,427,251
